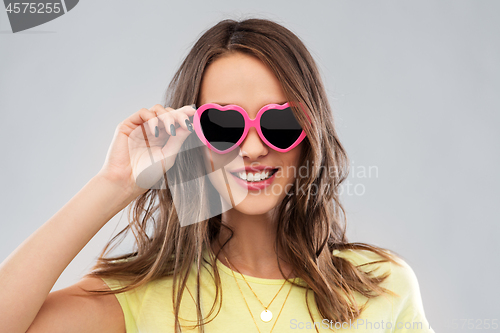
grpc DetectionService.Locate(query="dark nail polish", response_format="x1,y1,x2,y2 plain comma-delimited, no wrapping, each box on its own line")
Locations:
170,124,176,136
155,126,159,137
185,119,194,132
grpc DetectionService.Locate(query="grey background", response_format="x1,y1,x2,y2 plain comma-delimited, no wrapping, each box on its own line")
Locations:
1,1,499,332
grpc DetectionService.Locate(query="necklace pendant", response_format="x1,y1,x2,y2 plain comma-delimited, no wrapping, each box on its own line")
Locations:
261,309,272,322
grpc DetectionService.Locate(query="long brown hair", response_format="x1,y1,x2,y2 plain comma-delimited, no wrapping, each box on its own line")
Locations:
84,17,401,332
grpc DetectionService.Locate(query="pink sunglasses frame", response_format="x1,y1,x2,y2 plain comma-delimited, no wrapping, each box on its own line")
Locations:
192,102,308,154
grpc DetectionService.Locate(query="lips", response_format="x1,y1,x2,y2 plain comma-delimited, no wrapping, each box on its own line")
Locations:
229,170,278,191
230,166,279,173
227,166,280,191
228,167,279,180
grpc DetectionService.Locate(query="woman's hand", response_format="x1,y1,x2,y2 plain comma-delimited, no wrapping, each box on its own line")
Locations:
96,104,196,199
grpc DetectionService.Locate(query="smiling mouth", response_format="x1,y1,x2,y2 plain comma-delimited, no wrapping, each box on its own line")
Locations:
229,168,279,182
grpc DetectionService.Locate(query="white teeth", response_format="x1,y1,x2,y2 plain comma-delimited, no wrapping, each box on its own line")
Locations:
236,170,273,182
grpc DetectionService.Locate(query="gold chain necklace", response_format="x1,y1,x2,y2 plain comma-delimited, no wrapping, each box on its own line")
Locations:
224,257,293,333
224,256,290,322
224,255,293,332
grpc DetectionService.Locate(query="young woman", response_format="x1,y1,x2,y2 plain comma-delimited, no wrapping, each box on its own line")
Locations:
0,18,434,333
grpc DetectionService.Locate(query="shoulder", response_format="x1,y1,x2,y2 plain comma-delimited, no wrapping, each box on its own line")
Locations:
334,248,434,331
99,276,153,333
333,248,432,326
332,247,393,275
98,268,202,332
28,276,125,333
332,247,423,298
332,247,390,265
100,275,154,307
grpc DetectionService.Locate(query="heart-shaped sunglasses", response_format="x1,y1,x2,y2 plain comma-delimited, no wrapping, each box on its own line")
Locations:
192,102,308,154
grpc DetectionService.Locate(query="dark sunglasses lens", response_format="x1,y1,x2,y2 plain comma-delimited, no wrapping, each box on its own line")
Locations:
261,107,303,149
200,108,245,151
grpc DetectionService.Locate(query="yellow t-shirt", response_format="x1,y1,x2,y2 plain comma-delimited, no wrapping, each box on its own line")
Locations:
101,248,435,332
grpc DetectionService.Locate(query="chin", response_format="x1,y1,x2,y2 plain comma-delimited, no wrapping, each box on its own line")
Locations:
232,198,279,215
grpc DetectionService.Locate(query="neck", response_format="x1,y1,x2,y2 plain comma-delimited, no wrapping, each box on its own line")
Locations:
211,208,295,280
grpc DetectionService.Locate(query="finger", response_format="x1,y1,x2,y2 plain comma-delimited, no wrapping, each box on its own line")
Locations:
147,107,159,138
123,108,160,138
149,104,171,116
158,111,176,136
151,104,180,135
149,104,176,136
184,104,197,124
160,125,192,167
171,106,195,132
178,104,197,117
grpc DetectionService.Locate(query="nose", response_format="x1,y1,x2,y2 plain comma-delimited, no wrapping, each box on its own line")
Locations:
239,127,269,159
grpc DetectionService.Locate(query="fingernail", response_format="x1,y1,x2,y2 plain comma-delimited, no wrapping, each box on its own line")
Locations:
155,126,159,137
185,119,194,132
170,124,176,136
191,104,197,109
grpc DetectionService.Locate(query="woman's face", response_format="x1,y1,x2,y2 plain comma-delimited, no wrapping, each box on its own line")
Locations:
198,52,304,215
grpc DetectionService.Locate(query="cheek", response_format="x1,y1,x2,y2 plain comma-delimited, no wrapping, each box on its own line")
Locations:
201,149,222,192
202,147,213,173
202,147,242,173
202,149,226,199
282,147,304,181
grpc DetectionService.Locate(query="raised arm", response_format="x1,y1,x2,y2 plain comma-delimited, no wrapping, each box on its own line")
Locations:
0,104,197,333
